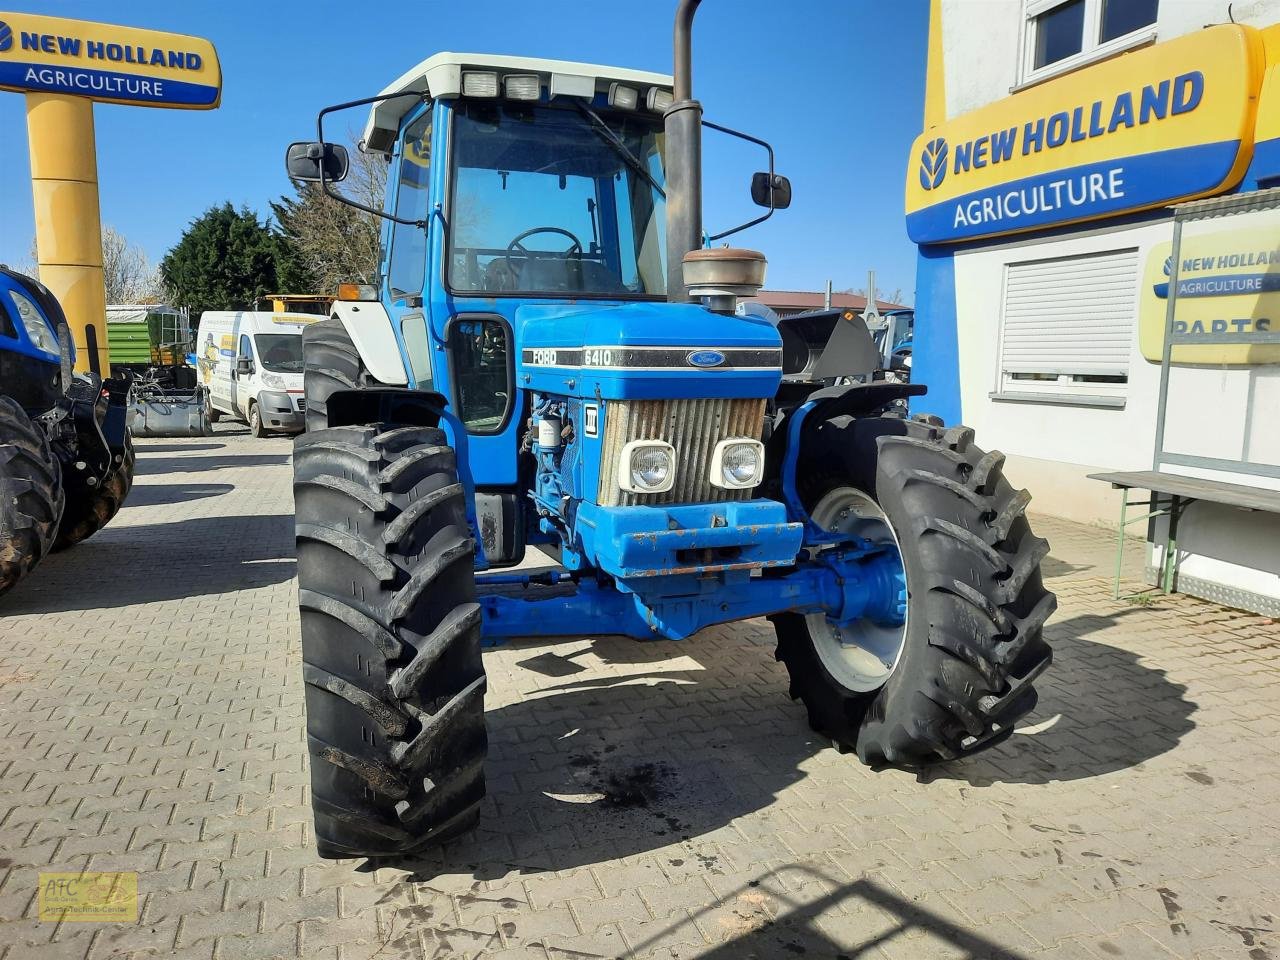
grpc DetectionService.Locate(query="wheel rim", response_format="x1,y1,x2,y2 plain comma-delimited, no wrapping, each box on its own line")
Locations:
805,487,909,694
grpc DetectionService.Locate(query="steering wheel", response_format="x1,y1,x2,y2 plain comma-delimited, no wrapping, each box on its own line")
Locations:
504,226,583,277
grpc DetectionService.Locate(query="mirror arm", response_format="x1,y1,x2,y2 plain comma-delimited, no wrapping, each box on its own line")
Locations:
314,90,431,228
702,117,777,243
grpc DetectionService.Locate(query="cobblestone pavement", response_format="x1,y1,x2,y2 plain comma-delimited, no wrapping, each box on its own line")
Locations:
1,427,1277,960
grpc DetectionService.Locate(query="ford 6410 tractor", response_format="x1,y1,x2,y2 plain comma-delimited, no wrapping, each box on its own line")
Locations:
286,1,1056,858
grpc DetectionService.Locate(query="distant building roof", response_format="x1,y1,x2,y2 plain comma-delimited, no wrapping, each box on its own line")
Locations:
746,290,909,317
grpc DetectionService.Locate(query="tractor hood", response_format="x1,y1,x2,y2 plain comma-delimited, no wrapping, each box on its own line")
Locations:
516,302,782,400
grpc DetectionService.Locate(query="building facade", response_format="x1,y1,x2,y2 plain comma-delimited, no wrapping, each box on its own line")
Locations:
908,0,1280,613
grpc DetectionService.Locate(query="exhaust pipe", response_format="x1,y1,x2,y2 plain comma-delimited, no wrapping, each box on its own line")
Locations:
665,0,704,303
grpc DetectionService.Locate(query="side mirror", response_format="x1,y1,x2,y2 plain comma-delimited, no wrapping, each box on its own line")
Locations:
236,357,253,376
285,141,349,183
751,172,792,210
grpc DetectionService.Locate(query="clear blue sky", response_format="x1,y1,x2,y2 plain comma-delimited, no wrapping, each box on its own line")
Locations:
0,0,927,303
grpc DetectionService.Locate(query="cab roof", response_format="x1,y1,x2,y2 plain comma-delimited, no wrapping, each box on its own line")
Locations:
362,52,672,154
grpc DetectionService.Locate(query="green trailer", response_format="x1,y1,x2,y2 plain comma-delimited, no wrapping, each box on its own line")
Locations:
105,304,194,372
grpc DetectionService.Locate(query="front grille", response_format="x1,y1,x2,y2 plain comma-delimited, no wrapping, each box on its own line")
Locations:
597,398,767,507
296,397,307,412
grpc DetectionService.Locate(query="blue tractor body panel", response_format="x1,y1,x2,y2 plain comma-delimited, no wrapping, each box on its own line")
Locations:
353,92,908,643
517,302,783,400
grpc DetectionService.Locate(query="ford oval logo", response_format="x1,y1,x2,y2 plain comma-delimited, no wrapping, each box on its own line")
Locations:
687,350,726,368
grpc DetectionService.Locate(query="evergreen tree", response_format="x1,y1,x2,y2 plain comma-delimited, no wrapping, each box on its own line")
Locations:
160,203,311,314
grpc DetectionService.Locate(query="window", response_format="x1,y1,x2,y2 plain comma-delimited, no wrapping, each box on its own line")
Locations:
387,110,433,300
254,334,303,373
447,101,667,298
1034,0,1085,69
448,316,511,433
238,334,253,360
1024,0,1157,80
996,248,1139,403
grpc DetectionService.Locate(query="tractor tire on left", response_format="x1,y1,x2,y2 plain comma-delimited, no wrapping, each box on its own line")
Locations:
0,395,65,595
54,433,135,551
294,423,487,859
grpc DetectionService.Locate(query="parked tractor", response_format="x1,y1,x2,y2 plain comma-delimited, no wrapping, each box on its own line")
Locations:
286,0,1056,859
0,267,135,595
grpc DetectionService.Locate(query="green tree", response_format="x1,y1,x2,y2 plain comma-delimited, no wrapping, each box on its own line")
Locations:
160,203,311,315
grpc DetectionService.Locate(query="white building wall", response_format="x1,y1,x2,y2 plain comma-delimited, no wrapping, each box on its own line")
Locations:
931,0,1280,612
939,0,1280,118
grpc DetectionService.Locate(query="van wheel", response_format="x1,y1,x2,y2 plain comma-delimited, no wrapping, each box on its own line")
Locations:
248,402,266,438
0,395,65,594
208,406,221,424
294,423,486,857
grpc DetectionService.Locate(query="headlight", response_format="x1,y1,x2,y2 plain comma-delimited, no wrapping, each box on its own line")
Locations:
618,440,675,493
8,290,60,355
261,372,286,389
711,438,764,490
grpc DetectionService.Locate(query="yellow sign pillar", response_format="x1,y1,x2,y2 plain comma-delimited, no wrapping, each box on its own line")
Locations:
0,10,221,374
25,93,109,374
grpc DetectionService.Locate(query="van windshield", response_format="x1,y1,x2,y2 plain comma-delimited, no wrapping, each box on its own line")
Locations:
447,101,667,298
255,334,304,373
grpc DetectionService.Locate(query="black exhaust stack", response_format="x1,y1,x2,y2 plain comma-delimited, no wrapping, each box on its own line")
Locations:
665,0,704,302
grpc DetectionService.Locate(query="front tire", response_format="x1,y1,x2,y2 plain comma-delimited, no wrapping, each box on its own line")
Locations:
53,433,134,552
773,414,1056,765
248,402,266,438
294,423,487,858
0,396,65,594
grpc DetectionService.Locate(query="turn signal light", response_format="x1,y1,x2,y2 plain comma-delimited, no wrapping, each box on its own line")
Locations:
336,283,377,301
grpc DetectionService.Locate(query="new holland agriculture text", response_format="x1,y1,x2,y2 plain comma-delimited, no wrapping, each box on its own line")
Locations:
905,26,1260,245
936,73,1201,232
0,12,220,108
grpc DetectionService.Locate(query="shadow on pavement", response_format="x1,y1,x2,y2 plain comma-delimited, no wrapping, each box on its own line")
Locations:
686,869,1029,959
134,453,292,475
134,442,226,454
375,657,820,880
124,482,234,507
928,610,1196,786
368,608,1196,879
0,514,296,614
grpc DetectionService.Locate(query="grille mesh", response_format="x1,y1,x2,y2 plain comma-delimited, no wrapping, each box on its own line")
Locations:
597,398,767,506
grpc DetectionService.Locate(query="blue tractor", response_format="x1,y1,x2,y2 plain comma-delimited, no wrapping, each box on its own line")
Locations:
286,1,1056,859
0,267,135,595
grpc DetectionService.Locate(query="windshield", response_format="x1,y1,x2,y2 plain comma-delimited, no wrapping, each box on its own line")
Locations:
448,101,667,298
255,334,303,373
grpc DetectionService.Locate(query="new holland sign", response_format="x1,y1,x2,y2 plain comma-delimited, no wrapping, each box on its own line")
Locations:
905,26,1262,244
0,11,220,108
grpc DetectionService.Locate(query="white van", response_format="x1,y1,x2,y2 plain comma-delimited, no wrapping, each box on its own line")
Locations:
194,311,312,437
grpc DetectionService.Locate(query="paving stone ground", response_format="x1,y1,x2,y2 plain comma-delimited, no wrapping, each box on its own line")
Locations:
1,425,1277,960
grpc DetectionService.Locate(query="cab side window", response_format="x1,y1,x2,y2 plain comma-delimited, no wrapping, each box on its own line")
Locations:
388,110,433,300
449,316,510,433
239,334,253,367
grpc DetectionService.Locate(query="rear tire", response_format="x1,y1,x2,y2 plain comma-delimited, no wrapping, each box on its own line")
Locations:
53,433,134,552
773,414,1056,765
0,396,64,595
303,318,374,432
294,423,486,858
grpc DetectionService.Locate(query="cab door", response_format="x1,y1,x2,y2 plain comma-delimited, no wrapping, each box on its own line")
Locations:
382,103,437,392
